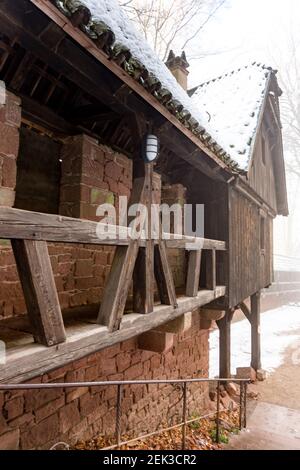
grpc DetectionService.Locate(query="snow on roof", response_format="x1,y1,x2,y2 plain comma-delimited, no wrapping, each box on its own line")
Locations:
78,1,209,127
191,64,272,170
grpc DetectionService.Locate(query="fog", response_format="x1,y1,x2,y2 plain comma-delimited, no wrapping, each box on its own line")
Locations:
188,0,300,260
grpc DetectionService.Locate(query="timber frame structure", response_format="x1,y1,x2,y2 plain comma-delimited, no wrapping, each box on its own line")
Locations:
0,0,288,384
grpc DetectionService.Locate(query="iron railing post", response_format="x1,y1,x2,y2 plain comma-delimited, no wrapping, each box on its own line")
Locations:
181,382,188,450
239,382,243,430
243,382,247,428
116,384,122,447
216,380,220,444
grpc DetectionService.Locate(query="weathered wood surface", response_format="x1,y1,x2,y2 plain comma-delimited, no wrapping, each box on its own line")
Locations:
0,286,226,383
217,309,234,380
97,241,139,331
154,241,177,307
205,249,216,291
0,207,226,250
11,239,66,346
186,250,202,297
132,163,154,314
250,291,262,371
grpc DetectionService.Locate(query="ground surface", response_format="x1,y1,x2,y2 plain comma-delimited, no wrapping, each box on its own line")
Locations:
210,303,300,450
226,402,300,450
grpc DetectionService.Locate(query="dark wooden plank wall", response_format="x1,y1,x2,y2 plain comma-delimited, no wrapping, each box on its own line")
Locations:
15,127,61,214
228,187,274,308
247,123,278,213
229,187,259,307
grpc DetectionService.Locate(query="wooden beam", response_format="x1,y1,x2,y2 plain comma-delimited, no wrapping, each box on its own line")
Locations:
0,286,226,383
250,291,262,371
154,241,177,307
239,301,251,323
216,309,234,379
97,241,139,332
11,239,66,346
0,207,226,250
186,250,202,297
206,249,216,290
133,163,154,314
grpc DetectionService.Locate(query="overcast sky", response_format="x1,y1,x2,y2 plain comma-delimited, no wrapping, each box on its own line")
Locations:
189,0,300,86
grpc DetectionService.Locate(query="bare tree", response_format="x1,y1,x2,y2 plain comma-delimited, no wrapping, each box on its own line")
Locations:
277,36,300,178
119,0,227,61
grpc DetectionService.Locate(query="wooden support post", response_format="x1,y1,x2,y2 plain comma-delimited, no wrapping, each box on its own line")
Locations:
11,239,66,346
216,309,234,379
186,250,202,297
154,241,177,307
206,248,216,290
133,164,154,314
250,291,262,371
98,241,139,331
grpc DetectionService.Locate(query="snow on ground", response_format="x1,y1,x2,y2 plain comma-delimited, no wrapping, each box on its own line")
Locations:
209,304,300,377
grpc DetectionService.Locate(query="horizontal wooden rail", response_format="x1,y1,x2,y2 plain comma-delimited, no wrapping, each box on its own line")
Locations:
0,207,226,251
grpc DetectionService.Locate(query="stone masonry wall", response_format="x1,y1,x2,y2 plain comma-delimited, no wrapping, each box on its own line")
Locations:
0,136,132,319
0,311,209,450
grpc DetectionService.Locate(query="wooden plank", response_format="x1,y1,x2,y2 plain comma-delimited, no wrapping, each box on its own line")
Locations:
206,249,216,290
186,250,202,297
0,206,131,245
11,239,66,346
166,236,226,251
250,291,262,371
97,241,139,332
0,207,226,251
0,286,226,383
216,309,234,379
132,164,154,314
133,244,154,314
154,241,177,307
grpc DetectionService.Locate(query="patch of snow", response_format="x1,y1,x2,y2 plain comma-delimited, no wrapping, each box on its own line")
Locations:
209,305,300,377
192,65,271,170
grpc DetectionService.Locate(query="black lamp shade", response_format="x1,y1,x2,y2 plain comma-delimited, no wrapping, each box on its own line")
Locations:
142,134,160,163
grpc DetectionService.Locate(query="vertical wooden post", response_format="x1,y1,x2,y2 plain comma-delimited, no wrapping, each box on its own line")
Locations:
206,248,216,290
133,164,154,314
250,291,261,371
186,250,202,297
216,309,234,379
154,240,177,307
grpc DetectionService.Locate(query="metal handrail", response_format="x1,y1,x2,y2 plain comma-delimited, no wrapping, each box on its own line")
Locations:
0,377,249,449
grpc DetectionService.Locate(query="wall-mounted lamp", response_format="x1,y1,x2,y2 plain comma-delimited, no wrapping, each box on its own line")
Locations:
142,134,160,163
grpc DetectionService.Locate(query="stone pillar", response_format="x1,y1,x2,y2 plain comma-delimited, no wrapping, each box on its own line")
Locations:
60,134,111,221
0,83,21,206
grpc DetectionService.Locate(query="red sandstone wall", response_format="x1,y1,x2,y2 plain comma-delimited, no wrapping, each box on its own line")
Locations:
0,312,209,450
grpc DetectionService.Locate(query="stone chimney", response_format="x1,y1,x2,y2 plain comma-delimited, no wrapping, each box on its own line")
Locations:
165,50,189,91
